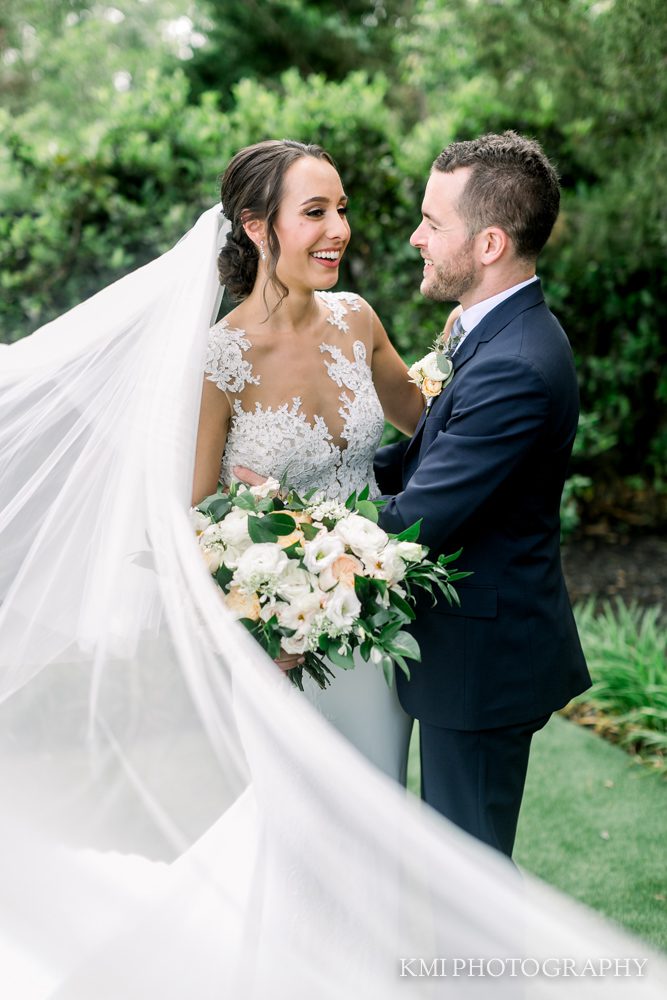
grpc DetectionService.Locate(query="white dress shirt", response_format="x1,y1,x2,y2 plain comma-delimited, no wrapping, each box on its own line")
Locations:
452,275,539,355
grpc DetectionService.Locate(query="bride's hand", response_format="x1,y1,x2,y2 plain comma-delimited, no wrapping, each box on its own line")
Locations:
233,465,267,488
275,648,305,672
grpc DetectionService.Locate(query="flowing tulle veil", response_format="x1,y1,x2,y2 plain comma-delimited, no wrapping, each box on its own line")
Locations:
0,205,665,998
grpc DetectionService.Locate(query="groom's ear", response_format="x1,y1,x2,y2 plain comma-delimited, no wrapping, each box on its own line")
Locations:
478,227,509,267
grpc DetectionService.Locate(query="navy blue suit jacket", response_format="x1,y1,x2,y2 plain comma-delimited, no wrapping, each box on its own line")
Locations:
376,280,590,730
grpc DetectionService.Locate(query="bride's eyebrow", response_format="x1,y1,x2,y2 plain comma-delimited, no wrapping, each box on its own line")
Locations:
300,195,349,206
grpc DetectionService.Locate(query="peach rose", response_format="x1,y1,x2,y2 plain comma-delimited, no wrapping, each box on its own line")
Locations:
421,377,443,398
319,553,364,591
225,586,261,621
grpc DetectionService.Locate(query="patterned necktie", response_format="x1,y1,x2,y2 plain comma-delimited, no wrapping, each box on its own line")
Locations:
444,315,466,358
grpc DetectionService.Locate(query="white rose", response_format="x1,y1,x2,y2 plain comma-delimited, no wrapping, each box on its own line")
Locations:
421,351,444,382
216,508,252,549
234,543,288,589
280,633,308,655
276,562,312,602
324,585,362,631
201,545,224,573
247,476,281,499
333,514,388,558
302,533,345,574
393,541,424,564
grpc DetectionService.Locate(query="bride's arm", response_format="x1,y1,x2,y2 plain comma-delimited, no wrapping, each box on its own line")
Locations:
368,307,424,436
191,377,231,506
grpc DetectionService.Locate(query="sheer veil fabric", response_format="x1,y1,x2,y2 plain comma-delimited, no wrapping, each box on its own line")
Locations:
0,206,665,998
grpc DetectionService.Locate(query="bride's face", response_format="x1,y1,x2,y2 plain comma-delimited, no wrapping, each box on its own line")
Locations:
272,157,350,293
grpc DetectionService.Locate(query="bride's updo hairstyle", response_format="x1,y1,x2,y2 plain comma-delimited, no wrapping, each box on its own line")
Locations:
218,139,336,309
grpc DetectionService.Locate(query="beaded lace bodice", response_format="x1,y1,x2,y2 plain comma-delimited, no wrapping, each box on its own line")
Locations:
204,292,384,500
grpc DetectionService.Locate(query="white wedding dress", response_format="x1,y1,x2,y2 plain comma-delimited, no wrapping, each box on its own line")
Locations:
204,290,413,783
1,206,666,999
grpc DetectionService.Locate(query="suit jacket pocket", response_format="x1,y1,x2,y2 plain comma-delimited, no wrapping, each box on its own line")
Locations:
428,585,498,619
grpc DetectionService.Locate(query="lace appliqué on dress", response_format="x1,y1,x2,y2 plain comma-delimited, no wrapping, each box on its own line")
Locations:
204,320,261,394
207,293,384,501
316,291,361,333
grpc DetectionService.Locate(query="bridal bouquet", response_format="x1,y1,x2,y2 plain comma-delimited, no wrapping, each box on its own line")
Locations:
192,480,469,690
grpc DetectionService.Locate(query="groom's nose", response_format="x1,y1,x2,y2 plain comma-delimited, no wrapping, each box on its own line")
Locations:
410,221,426,247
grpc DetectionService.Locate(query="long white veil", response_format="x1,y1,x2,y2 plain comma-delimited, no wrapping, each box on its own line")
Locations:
0,206,664,998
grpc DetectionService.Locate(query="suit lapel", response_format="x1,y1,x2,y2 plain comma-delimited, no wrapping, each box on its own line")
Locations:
401,280,546,470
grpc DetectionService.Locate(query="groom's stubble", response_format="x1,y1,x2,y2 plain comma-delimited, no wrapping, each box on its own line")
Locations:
420,234,481,305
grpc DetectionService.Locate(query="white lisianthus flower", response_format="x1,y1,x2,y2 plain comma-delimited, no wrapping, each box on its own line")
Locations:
324,585,362,632
233,543,289,593
277,591,323,633
303,533,345,574
363,541,406,585
333,514,388,559
393,541,424,563
190,508,213,534
276,562,313,602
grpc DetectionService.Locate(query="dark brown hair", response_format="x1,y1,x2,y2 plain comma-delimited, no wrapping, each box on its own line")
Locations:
433,131,560,260
218,139,336,309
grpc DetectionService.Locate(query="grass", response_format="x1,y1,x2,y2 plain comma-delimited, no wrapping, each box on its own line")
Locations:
407,715,667,951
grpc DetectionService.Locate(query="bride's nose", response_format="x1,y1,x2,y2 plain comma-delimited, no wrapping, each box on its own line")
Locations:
326,211,349,241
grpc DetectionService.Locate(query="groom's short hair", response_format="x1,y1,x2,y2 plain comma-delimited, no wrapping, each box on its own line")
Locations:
434,131,560,260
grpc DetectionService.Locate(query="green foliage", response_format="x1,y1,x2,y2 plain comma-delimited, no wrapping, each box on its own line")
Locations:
1,0,665,491
574,600,667,775
186,0,410,105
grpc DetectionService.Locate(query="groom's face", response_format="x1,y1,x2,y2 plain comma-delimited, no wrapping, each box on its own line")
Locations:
410,168,480,304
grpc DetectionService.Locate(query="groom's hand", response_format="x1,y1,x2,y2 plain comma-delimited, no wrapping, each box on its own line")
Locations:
233,465,267,487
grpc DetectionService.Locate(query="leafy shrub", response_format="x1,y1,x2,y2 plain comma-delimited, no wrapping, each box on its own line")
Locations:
571,601,667,775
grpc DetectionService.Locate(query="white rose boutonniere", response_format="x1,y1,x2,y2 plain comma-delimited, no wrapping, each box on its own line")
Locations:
407,348,454,403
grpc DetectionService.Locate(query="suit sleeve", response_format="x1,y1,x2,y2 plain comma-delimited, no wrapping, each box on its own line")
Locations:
378,355,551,549
373,439,410,496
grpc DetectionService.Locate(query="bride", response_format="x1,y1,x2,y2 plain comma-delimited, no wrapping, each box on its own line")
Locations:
193,138,423,783
0,140,666,998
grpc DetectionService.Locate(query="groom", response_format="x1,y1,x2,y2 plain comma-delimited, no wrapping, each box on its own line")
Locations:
375,131,591,858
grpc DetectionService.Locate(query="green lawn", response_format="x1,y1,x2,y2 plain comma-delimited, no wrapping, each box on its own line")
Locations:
407,715,667,951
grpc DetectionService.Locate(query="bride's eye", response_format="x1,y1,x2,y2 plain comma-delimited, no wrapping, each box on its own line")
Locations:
306,209,325,218
338,206,349,216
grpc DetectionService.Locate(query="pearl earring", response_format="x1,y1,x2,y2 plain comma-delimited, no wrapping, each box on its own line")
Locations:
259,240,267,261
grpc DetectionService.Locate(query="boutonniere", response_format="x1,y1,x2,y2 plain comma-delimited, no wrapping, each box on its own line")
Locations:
407,336,455,406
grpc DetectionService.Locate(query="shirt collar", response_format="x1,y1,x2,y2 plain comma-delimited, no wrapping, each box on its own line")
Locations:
459,275,539,334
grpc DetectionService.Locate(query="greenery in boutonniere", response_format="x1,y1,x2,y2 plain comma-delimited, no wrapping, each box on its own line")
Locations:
407,332,455,403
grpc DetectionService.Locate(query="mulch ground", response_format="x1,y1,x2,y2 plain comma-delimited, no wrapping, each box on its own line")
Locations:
562,533,667,612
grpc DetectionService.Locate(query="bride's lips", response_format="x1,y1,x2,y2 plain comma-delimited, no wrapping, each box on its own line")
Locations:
310,248,343,269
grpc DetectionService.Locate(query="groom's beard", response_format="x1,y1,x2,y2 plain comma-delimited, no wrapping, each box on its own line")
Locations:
422,240,480,303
